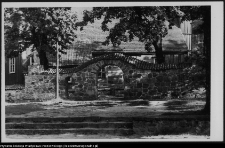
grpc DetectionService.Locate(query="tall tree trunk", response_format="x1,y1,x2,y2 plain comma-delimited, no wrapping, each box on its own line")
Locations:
202,6,211,114
38,49,49,70
32,27,49,70
152,38,165,64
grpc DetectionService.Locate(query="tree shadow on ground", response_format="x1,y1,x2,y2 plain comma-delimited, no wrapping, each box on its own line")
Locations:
163,100,189,110
162,100,209,115
128,100,150,106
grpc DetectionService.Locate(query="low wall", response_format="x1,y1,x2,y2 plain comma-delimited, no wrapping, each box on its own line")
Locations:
24,65,57,101
25,65,98,100
25,60,192,101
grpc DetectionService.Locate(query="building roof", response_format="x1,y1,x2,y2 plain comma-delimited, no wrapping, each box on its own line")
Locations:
162,26,188,52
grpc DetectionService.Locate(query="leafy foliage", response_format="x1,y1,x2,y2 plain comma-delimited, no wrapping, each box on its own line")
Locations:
4,7,78,69
77,6,183,64
179,6,211,113
182,45,207,90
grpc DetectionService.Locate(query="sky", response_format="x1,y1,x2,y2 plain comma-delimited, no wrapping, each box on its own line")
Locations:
71,7,92,21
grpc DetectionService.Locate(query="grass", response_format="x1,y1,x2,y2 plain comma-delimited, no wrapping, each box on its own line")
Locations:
133,120,210,136
5,104,46,115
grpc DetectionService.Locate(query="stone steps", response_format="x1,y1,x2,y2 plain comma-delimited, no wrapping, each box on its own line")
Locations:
5,117,134,136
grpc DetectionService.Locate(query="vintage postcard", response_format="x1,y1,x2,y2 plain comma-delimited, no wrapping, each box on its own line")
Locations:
1,1,223,143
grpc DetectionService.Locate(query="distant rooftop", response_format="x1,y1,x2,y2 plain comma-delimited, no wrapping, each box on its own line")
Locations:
162,26,188,52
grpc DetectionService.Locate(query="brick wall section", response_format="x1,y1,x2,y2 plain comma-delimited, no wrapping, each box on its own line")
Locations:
25,56,192,101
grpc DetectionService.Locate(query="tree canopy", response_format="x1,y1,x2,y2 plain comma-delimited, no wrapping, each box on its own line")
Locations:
4,7,78,69
76,6,184,64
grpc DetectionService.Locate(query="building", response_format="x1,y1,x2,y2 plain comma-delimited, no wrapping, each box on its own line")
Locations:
5,48,35,85
5,54,24,85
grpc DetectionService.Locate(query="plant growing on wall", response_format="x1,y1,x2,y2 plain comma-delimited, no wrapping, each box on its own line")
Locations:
4,7,77,69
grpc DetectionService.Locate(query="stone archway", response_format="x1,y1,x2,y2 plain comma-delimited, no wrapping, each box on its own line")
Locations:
97,65,125,100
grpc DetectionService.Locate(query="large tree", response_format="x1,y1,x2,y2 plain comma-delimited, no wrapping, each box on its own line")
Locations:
179,6,211,114
77,6,211,114
76,6,183,64
4,7,77,69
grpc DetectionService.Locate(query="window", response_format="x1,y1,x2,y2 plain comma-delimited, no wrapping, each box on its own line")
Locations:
9,58,15,73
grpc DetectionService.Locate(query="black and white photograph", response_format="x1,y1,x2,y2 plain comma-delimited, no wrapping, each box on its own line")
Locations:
1,2,223,142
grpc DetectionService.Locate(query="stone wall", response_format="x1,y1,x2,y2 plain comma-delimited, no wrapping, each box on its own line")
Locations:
58,70,97,100
25,59,192,101
25,65,56,101
123,69,189,100
25,75,56,94
25,65,98,100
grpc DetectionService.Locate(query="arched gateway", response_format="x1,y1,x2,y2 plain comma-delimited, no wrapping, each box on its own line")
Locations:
57,53,191,100
97,65,124,99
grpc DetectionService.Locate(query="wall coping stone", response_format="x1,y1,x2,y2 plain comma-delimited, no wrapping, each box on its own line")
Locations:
33,53,192,75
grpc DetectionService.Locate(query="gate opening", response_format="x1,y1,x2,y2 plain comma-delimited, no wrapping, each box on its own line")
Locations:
97,65,124,99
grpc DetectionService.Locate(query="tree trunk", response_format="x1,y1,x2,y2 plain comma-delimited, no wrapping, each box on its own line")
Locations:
32,27,49,70
202,6,211,114
38,49,49,70
152,38,165,64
